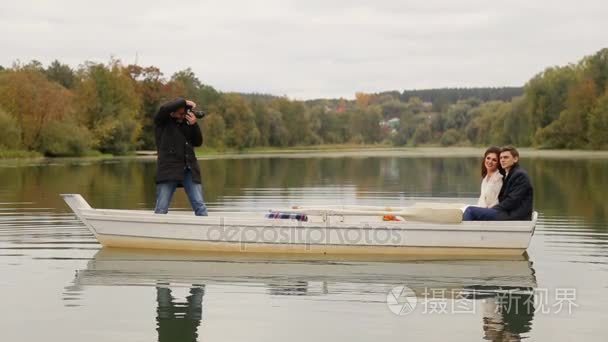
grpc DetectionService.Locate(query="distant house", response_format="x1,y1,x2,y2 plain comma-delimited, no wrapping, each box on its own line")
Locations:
387,117,400,128
380,117,400,134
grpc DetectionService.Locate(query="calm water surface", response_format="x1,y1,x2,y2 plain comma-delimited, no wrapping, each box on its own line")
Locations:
1,154,607,341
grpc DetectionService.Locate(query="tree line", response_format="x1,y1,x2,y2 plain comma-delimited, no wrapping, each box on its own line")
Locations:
0,48,607,157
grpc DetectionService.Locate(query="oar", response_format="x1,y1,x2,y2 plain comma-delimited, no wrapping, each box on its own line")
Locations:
412,202,468,210
277,207,463,224
291,205,409,212
293,203,468,211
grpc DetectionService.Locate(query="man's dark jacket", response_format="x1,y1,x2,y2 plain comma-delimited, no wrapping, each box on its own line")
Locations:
493,164,534,220
154,98,203,184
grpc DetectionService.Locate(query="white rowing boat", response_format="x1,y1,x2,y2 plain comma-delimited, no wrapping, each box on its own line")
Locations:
62,194,537,256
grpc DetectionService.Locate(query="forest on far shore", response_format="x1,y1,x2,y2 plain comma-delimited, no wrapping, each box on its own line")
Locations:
1,48,607,157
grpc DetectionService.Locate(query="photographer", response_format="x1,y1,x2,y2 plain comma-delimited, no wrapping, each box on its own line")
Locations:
153,97,208,216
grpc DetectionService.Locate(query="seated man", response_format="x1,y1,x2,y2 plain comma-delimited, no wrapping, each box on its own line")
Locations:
463,146,533,221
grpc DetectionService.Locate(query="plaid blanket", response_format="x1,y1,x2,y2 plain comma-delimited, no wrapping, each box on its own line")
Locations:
265,211,308,222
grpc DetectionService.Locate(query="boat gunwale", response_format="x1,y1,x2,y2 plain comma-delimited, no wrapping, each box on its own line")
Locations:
79,209,538,233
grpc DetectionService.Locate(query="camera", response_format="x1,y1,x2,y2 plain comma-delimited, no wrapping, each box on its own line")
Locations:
185,104,206,119
190,110,206,119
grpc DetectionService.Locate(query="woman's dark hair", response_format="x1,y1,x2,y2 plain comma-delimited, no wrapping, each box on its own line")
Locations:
481,146,503,178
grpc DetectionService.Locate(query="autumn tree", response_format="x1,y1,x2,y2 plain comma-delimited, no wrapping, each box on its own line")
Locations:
126,64,166,149
355,92,372,108
0,68,74,150
201,113,226,149
525,66,576,132
75,60,141,154
218,93,259,148
273,98,312,146
588,90,608,149
0,107,22,149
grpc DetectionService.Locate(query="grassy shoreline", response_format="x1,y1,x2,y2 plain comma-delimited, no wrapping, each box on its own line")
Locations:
0,149,43,159
189,146,608,159
3,145,608,161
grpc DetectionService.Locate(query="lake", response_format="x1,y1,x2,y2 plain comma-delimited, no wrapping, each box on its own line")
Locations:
1,152,607,341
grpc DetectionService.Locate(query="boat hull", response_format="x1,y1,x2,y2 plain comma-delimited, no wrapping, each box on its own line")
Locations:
95,234,527,255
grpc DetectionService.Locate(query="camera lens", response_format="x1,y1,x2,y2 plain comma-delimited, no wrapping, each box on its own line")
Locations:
193,110,206,119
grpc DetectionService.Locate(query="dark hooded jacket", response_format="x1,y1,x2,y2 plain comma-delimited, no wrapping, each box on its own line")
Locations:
493,164,534,220
154,98,203,184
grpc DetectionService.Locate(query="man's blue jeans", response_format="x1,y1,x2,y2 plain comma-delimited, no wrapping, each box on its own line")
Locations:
462,206,499,221
154,168,208,216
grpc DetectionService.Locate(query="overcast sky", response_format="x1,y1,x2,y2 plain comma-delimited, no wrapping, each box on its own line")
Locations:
1,0,607,99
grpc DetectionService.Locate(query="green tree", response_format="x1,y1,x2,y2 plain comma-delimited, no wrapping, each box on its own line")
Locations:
525,66,576,131
0,107,22,149
218,93,259,148
307,105,324,145
251,100,271,146
503,97,533,146
348,108,383,143
127,64,165,150
267,108,290,146
440,128,463,146
274,98,312,146
170,68,202,99
588,91,608,149
442,100,475,131
38,120,92,156
201,113,226,148
580,48,608,94
412,124,432,145
380,99,408,119
45,60,76,89
392,110,416,146
170,68,220,107
488,106,510,145
75,60,141,154
534,78,597,148
20,60,45,73
464,101,503,145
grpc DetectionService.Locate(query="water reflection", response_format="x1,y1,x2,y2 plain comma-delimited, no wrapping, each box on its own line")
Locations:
437,282,536,341
466,288,535,341
1,156,606,224
156,286,204,342
68,248,538,288
267,281,310,296
65,248,538,342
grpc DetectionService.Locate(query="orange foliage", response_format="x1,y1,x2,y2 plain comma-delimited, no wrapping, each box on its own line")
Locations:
566,78,597,113
0,70,73,149
355,92,371,108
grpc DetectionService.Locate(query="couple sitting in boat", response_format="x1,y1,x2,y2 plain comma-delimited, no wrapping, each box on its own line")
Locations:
463,146,533,221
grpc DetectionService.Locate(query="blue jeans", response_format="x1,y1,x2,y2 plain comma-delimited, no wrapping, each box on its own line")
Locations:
463,206,499,221
154,168,208,216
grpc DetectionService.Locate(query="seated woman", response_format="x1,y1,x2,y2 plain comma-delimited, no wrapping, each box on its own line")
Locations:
463,146,504,220
477,146,504,208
